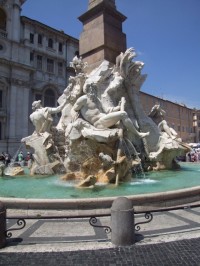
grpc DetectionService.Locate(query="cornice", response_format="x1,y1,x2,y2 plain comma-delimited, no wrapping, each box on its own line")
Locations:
0,57,35,71
79,2,127,23
21,16,78,43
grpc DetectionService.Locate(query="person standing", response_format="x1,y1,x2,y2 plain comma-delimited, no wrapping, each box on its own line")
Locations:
17,151,24,166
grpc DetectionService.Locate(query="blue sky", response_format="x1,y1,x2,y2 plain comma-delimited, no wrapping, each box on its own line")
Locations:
21,0,200,109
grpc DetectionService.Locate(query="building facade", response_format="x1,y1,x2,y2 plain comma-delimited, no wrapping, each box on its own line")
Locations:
140,92,198,143
0,0,78,155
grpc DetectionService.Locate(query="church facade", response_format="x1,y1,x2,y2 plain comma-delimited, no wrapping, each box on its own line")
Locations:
0,0,78,154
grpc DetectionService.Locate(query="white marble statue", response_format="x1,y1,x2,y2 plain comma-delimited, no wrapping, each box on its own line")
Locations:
22,47,189,177
71,82,149,139
70,55,87,74
30,99,67,135
99,152,115,168
102,71,124,98
149,104,178,139
57,74,86,133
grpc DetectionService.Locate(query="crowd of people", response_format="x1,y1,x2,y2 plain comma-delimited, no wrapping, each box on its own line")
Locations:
1,147,199,168
186,149,200,162
0,152,11,166
0,151,32,167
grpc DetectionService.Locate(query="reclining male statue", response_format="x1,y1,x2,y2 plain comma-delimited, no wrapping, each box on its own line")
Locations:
70,83,149,141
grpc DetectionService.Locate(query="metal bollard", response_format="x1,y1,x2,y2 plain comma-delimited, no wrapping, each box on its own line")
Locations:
0,201,6,248
111,197,135,246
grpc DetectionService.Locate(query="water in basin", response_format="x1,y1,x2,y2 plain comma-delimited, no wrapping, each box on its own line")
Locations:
0,162,200,199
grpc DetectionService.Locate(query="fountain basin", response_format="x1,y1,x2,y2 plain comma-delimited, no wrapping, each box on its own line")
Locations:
1,186,200,215
1,162,200,215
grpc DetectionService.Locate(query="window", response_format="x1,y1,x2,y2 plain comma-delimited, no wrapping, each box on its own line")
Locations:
35,94,42,101
48,38,53,48
44,89,55,107
58,42,63,52
0,122,2,140
75,51,79,57
30,52,34,61
0,90,2,108
47,58,54,73
0,8,6,31
58,62,63,76
178,125,181,132
182,126,185,132
38,34,42,45
30,33,34,44
37,55,42,70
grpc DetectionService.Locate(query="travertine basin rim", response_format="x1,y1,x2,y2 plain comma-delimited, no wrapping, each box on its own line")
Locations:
1,186,200,213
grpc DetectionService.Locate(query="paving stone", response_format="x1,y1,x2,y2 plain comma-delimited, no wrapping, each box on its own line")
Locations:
1,207,200,265
0,238,200,265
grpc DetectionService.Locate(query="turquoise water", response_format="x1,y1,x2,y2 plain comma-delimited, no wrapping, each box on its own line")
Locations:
0,162,200,199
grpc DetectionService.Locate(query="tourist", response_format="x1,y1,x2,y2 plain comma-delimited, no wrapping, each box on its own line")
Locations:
3,152,11,167
0,153,5,164
194,151,199,162
25,152,32,161
25,152,33,168
17,151,24,166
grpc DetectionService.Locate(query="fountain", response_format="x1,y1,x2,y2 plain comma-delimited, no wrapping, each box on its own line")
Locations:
21,48,189,180
0,47,197,214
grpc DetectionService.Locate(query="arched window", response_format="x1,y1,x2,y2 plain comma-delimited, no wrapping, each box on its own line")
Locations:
0,8,6,31
44,88,55,107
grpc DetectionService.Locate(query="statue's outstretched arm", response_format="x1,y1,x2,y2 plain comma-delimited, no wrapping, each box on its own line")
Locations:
49,98,67,114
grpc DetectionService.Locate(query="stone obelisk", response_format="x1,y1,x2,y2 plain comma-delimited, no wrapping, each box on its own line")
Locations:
78,0,127,72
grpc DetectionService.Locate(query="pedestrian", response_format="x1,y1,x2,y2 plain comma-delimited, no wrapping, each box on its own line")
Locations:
3,152,11,167
25,152,32,161
25,152,33,168
18,151,24,166
0,153,5,164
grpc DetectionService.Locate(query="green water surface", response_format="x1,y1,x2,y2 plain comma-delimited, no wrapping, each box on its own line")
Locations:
0,162,200,199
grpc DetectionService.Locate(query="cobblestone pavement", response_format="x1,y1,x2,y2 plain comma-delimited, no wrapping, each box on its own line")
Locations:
0,206,200,265
0,238,200,266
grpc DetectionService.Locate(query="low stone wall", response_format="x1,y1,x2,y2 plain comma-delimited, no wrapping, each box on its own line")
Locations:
1,186,200,216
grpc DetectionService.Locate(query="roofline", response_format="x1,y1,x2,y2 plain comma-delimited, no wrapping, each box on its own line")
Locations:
140,91,196,110
21,16,79,43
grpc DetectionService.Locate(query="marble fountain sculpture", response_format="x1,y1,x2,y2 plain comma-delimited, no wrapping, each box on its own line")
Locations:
22,48,189,187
